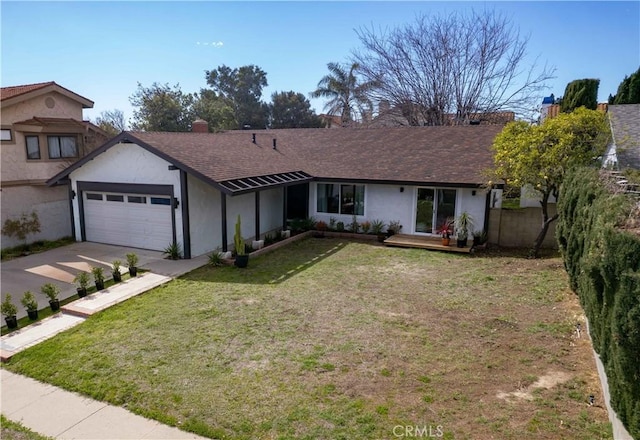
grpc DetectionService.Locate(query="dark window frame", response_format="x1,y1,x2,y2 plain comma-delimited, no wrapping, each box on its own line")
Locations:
86,193,103,201
47,135,78,159
316,183,365,215
25,135,41,160
106,194,124,202
128,196,147,204
1,128,13,143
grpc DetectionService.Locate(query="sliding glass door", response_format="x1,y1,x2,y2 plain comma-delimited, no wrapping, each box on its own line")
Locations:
415,188,457,234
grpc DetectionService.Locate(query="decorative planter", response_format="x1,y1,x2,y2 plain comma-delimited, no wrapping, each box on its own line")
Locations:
5,315,18,329
129,267,138,277
442,238,451,246
27,310,38,321
113,272,122,283
234,255,249,268
77,287,87,298
49,299,60,312
456,238,467,248
95,281,105,291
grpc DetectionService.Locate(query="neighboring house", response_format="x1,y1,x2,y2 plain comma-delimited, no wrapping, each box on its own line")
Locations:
47,124,503,258
603,104,640,170
370,100,515,127
1,81,109,248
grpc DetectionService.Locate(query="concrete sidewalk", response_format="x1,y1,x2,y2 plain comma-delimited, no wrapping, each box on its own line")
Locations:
1,370,207,439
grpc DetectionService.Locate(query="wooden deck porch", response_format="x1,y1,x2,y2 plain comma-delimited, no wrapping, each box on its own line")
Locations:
384,234,473,254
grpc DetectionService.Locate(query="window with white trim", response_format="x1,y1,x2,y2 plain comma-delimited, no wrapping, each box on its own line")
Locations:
1,129,12,142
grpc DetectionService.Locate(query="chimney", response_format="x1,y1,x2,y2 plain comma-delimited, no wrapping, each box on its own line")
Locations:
192,119,209,133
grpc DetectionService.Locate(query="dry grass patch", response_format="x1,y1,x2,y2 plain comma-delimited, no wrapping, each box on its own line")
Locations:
3,239,612,439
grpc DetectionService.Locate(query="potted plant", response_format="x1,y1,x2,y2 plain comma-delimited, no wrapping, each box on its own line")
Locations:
21,291,39,320
91,266,105,291
437,220,454,246
111,260,122,283
361,221,371,234
1,294,19,329
41,283,60,311
455,212,474,248
473,230,488,247
234,215,249,268
126,253,138,277
74,271,90,297
387,220,402,237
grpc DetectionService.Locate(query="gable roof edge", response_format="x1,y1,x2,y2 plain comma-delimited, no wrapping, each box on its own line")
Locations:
46,132,234,195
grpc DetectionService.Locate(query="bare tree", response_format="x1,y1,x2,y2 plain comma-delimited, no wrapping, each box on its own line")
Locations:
95,109,127,136
353,10,554,125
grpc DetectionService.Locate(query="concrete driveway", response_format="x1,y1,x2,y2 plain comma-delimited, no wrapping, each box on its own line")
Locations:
1,242,208,319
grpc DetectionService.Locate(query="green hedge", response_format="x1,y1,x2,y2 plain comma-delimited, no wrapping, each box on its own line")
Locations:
557,167,640,438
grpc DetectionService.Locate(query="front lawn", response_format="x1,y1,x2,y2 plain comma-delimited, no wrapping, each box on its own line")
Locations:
3,239,612,439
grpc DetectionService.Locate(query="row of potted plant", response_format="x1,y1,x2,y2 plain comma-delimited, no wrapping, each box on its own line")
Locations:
1,253,140,331
314,216,403,240
436,212,487,248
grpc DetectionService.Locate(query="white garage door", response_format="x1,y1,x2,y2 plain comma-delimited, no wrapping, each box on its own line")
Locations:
84,192,173,251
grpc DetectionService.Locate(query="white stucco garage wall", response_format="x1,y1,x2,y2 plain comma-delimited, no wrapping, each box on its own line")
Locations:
187,175,221,257
68,142,183,247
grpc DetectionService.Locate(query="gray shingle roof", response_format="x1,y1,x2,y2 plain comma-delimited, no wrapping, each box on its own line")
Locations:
609,104,640,170
48,126,503,192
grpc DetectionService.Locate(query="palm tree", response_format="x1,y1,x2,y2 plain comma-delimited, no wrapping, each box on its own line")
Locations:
311,62,376,126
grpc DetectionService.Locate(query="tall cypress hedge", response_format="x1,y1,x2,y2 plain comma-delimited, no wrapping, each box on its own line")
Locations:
557,167,640,438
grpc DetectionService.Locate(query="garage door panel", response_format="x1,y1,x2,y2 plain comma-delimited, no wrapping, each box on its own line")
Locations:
83,191,172,251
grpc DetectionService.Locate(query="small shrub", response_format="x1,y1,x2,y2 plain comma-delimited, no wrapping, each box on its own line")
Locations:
40,283,60,300
91,266,105,284
302,217,317,231
208,252,225,267
74,271,90,289
126,253,139,268
349,215,359,233
336,221,345,232
370,219,385,235
387,220,403,235
163,242,182,260
20,291,38,312
264,233,276,246
1,294,18,317
361,221,371,234
316,221,328,231
329,217,337,231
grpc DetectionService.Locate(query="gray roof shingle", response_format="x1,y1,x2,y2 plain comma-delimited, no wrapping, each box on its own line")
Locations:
608,104,640,170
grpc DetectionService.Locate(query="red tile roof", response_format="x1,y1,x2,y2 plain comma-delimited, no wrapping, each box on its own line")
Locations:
0,82,55,101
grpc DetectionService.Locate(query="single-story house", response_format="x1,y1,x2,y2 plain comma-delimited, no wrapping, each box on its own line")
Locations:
47,124,504,258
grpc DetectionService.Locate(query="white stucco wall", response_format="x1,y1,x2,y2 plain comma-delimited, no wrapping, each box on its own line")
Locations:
226,192,256,248
187,175,221,257
260,187,284,235
455,188,489,235
0,185,71,248
309,182,489,235
69,142,183,247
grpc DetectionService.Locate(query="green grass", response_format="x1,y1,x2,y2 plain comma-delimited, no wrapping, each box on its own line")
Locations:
3,238,612,439
0,236,75,261
0,415,53,440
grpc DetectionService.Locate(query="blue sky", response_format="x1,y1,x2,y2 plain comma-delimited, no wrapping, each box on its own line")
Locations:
2,1,639,126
